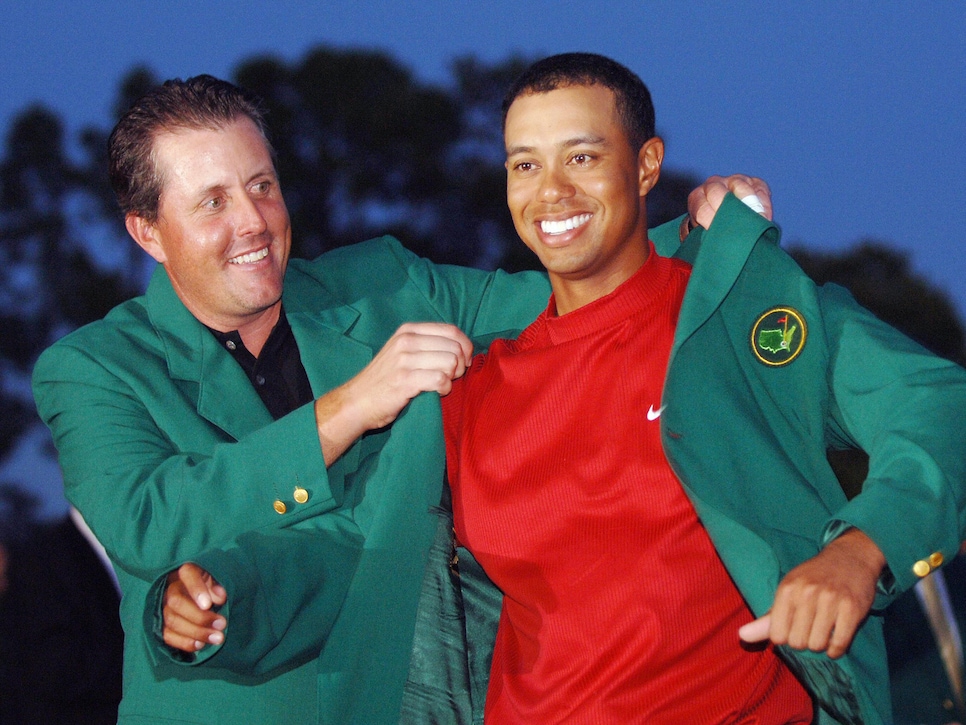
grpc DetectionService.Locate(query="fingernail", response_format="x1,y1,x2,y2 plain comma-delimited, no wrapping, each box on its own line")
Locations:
208,632,224,645
212,617,227,631
197,594,211,609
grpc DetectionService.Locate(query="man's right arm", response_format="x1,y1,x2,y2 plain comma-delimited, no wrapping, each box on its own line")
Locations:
155,520,365,672
32,340,338,580
156,321,476,658
32,315,473,571
314,322,472,465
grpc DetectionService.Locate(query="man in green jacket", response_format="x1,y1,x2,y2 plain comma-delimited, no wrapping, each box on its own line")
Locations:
32,74,531,724
31,74,752,723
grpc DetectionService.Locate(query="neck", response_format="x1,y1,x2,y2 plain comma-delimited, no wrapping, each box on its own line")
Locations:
239,307,281,357
235,304,282,358
551,244,651,316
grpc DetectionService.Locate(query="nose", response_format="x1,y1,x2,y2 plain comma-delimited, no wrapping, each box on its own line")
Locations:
537,164,575,204
234,193,269,236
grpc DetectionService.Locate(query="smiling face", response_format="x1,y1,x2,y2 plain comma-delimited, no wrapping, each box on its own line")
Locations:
504,84,663,314
127,117,291,342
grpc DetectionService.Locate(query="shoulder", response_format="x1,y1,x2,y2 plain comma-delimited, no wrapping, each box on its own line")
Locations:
33,295,159,384
283,236,434,314
290,236,417,284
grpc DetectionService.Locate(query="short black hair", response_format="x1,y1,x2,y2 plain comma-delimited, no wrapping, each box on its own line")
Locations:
502,53,655,152
108,75,271,221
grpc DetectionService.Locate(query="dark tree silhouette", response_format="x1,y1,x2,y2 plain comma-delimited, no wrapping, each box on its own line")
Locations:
0,105,136,470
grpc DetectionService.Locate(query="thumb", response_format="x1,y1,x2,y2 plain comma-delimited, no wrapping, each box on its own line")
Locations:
738,613,771,643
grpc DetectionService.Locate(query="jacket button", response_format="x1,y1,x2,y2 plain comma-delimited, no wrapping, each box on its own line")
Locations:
928,551,944,568
273,500,287,514
294,486,309,504
913,559,932,577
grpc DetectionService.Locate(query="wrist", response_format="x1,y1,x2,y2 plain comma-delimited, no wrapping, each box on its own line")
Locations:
828,527,887,577
314,385,368,466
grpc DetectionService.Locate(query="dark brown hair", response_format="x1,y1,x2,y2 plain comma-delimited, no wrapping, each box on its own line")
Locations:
502,53,655,152
108,75,271,221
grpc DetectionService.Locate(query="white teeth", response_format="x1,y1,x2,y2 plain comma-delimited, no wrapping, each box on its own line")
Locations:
540,214,592,235
229,248,269,265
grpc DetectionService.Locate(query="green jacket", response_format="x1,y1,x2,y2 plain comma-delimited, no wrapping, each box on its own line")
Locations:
32,236,550,724
39,203,965,723
656,195,966,724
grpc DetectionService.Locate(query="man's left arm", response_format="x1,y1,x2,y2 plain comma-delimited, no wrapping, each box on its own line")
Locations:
821,283,966,594
739,528,885,658
742,283,966,657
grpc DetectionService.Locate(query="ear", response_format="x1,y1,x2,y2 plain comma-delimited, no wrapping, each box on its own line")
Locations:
638,136,665,197
125,213,167,264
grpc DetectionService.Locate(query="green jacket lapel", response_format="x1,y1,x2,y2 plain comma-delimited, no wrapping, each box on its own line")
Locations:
662,194,788,613
144,262,379,444
671,193,781,358
289,311,374,397
144,265,274,440
282,267,377,477
664,199,871,723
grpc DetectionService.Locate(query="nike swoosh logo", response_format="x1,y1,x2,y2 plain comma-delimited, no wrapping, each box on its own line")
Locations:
647,404,666,421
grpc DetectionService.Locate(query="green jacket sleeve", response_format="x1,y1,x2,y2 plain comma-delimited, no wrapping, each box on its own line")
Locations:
820,283,966,602
32,345,337,580
147,515,365,672
379,237,550,345
382,219,683,343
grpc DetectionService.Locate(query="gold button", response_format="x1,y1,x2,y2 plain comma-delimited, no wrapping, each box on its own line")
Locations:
293,486,309,504
913,559,931,577
273,500,287,515
929,551,944,568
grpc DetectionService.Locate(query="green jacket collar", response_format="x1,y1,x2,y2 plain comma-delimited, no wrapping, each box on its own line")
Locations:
672,193,781,358
142,262,373,441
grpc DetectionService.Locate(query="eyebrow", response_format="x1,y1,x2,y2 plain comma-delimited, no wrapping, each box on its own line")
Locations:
506,135,607,157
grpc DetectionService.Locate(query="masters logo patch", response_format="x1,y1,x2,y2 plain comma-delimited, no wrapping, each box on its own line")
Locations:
751,307,807,366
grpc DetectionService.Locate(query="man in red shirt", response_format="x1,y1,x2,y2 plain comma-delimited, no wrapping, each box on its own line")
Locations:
442,53,916,724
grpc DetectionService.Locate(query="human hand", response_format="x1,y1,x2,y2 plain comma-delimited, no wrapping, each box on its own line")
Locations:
162,562,228,653
315,322,473,464
688,174,773,230
738,528,885,659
